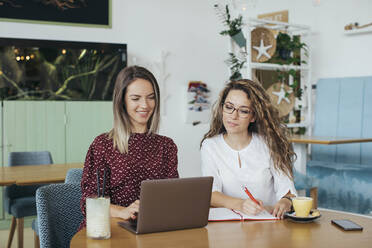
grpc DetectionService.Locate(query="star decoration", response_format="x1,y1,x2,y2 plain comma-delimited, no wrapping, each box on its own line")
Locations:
272,83,293,105
253,39,272,60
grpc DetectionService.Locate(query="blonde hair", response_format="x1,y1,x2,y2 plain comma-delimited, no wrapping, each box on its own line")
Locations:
108,66,160,153
201,79,296,178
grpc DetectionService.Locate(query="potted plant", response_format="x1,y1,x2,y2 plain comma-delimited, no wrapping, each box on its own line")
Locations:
275,32,307,64
215,4,246,48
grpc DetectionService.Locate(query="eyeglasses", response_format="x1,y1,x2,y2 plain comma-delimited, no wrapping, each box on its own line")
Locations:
222,102,254,118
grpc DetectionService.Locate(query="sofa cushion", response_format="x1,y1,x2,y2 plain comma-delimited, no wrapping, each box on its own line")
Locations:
312,77,372,165
307,160,372,215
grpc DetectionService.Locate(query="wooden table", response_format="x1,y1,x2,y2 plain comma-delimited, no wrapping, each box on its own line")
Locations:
290,135,372,174
71,209,372,248
0,163,83,186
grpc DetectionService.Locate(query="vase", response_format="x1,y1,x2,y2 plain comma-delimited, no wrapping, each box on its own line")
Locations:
279,48,291,60
231,31,246,48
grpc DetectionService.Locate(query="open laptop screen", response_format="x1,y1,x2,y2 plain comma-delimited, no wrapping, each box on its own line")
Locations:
118,177,213,234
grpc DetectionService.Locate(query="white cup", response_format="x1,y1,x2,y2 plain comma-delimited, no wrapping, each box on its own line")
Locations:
86,197,111,239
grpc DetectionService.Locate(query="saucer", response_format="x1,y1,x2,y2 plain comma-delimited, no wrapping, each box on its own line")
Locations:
284,210,321,223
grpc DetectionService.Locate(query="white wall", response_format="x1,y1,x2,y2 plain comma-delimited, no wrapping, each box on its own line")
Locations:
1,0,371,177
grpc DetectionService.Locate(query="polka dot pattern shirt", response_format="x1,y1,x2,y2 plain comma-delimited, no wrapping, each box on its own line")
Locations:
79,133,179,228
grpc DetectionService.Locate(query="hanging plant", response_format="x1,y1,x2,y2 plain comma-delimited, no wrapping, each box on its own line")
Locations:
276,69,303,100
214,4,246,48
275,68,306,135
226,53,246,81
271,32,308,125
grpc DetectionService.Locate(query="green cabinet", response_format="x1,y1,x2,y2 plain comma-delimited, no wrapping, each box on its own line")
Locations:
65,101,113,163
3,101,66,165
0,100,113,228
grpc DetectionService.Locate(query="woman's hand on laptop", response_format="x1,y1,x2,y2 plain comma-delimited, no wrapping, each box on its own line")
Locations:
110,200,140,220
123,200,140,220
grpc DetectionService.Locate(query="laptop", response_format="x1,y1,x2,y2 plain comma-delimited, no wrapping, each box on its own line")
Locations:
118,176,213,234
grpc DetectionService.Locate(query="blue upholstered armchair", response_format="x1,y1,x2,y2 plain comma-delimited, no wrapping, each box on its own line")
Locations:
307,76,372,214
4,151,53,248
65,168,83,184
33,168,83,247
36,183,83,248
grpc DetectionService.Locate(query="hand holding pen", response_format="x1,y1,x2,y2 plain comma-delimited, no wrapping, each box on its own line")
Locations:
240,186,264,215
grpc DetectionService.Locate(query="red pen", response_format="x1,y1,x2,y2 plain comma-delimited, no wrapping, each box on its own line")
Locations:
243,186,260,205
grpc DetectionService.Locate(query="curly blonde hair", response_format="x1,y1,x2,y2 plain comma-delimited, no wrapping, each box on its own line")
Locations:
201,79,296,179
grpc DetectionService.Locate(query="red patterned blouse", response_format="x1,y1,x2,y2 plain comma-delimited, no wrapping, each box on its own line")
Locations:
79,133,179,229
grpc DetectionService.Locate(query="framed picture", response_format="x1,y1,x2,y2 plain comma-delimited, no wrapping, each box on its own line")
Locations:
0,0,111,28
0,37,127,101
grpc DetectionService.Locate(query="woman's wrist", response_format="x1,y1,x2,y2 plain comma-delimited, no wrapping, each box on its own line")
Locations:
281,196,293,211
233,199,245,212
226,198,245,212
222,197,244,211
211,191,244,211
110,204,127,219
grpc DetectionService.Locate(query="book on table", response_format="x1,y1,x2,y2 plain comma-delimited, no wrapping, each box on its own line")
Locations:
208,208,278,221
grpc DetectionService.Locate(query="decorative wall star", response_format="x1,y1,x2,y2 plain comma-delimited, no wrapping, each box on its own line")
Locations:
272,83,293,105
253,39,272,60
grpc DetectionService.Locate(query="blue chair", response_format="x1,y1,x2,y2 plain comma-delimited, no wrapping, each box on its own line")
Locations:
32,167,83,247
4,151,53,248
32,218,40,248
65,168,83,184
36,183,83,248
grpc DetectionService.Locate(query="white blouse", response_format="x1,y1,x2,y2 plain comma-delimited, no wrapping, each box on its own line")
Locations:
201,133,297,206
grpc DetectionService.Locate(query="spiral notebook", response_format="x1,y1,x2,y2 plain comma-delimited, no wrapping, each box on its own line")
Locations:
208,208,278,221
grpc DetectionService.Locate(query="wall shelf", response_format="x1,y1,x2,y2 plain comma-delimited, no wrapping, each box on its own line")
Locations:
251,62,309,71
247,18,310,35
287,122,308,128
226,16,312,134
344,26,372,35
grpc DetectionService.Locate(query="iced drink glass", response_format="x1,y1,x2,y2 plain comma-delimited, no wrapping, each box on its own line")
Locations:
86,196,111,239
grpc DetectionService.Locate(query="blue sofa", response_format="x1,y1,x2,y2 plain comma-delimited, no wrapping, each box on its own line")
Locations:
307,76,372,215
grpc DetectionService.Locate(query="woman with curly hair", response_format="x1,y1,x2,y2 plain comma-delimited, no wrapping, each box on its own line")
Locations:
200,79,297,219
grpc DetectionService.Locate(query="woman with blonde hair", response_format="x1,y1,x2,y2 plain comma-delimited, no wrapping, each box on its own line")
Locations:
79,66,179,229
200,79,296,219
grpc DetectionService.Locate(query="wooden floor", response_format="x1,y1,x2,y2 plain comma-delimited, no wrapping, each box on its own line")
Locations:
0,227,35,248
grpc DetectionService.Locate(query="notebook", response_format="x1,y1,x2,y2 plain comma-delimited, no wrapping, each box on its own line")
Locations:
208,208,278,221
118,177,213,234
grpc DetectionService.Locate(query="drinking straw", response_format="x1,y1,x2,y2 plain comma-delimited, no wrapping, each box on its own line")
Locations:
102,168,106,198
96,168,100,197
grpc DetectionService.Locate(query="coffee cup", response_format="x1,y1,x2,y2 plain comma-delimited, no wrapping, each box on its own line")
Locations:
292,197,313,217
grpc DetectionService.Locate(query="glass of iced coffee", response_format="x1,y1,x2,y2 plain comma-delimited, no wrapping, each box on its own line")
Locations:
86,196,111,239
